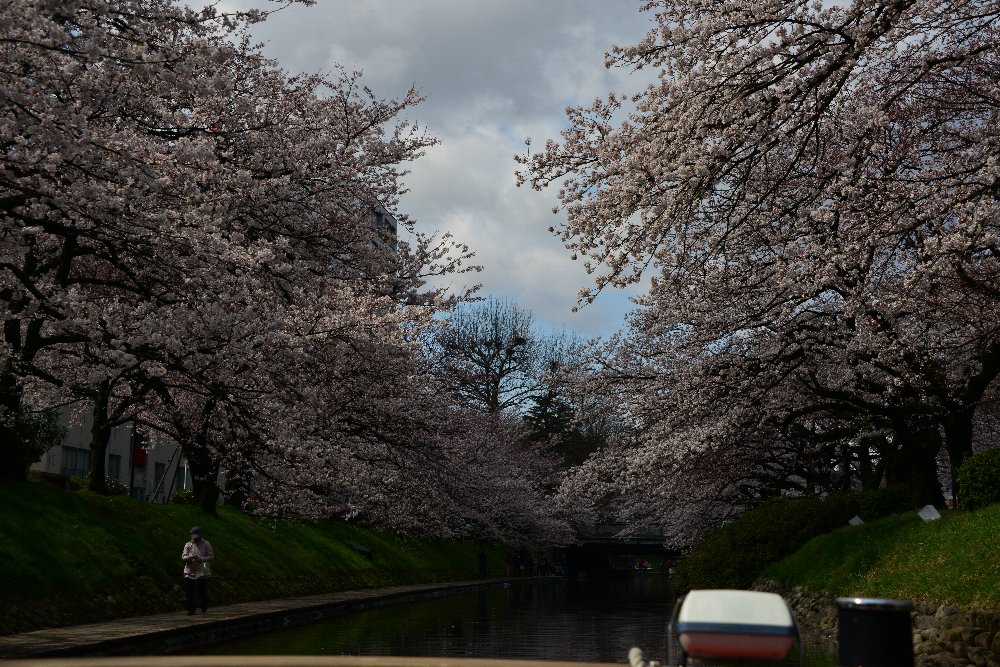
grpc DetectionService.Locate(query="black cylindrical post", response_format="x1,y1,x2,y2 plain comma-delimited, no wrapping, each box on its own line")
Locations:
836,597,913,667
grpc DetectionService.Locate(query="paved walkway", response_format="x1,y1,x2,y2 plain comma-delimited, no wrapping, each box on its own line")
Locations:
0,580,498,660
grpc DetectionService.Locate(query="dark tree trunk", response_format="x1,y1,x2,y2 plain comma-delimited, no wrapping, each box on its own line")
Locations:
187,441,220,516
885,426,945,508
941,339,1000,499
943,408,975,501
196,467,221,515
0,437,28,480
0,315,30,481
0,434,23,482
855,436,885,492
223,471,249,511
1,302,30,479
0,387,30,480
87,380,112,494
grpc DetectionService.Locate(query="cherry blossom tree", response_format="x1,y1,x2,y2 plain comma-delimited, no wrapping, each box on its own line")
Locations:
522,0,1000,533
1,0,327,481
0,1,449,492
1,0,574,546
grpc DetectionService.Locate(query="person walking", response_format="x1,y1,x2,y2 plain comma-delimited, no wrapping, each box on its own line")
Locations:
181,526,214,615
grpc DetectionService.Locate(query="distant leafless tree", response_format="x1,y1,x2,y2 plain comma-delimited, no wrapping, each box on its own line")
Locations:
432,298,565,414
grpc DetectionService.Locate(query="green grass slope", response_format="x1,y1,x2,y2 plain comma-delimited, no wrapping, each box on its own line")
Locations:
764,505,1000,608
0,481,506,635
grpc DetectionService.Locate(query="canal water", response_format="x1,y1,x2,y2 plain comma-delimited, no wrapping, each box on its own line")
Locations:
202,577,837,666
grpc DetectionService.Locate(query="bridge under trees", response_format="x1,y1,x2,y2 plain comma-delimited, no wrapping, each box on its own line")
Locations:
563,525,682,577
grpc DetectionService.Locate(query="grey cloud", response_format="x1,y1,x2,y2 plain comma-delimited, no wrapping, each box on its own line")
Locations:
238,0,654,337
249,1,650,128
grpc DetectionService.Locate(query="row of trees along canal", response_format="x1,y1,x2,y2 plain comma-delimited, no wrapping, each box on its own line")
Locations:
519,0,1000,545
7,0,1000,552
0,0,606,548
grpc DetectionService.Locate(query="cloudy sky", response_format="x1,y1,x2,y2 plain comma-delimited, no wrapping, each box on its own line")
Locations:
232,1,655,338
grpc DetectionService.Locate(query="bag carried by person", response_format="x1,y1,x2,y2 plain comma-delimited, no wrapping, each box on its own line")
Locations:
195,561,211,578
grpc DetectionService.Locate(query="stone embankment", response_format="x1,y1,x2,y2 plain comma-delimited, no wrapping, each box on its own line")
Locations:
911,605,1000,667
757,580,1000,667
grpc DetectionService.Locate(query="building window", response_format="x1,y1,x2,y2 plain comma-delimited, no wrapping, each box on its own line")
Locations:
107,454,122,481
175,465,187,491
61,446,90,478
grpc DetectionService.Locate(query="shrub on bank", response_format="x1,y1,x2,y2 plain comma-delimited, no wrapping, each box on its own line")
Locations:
68,474,129,495
674,486,911,591
956,449,1000,510
169,488,194,504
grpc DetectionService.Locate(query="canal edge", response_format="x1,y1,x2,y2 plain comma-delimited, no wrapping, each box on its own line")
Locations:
0,578,538,660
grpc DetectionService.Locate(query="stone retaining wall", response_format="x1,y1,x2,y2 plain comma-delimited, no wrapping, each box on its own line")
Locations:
756,580,1000,667
911,604,1000,667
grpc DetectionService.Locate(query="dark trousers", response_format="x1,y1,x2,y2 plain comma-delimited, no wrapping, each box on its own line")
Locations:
184,576,208,613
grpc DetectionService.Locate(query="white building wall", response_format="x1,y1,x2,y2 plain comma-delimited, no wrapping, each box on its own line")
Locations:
30,404,190,502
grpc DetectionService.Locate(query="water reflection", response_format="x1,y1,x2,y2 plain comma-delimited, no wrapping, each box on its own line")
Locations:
201,577,835,666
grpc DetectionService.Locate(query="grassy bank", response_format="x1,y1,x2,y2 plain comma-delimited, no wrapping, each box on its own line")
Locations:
0,481,507,635
764,504,1000,608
